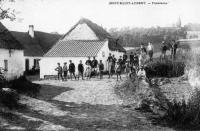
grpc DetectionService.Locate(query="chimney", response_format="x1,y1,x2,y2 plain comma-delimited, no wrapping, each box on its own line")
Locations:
28,25,34,38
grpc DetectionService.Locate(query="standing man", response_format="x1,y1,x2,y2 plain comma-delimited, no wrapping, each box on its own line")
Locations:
78,60,84,80
85,56,92,67
98,60,104,79
107,53,113,78
91,56,98,77
133,53,139,67
118,56,123,66
112,55,117,74
123,52,128,64
160,41,168,61
147,42,154,62
140,43,147,54
63,62,68,81
130,52,134,66
171,40,178,59
55,63,63,80
69,60,76,80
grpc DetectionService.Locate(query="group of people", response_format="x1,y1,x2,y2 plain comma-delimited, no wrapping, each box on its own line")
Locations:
55,57,105,81
54,40,178,81
160,40,178,61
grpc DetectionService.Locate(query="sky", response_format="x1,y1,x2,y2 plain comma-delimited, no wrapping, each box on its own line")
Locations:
1,0,200,34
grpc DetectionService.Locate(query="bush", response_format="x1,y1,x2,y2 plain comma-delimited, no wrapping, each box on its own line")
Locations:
8,76,41,97
160,89,200,129
146,60,185,78
0,76,41,109
0,89,20,109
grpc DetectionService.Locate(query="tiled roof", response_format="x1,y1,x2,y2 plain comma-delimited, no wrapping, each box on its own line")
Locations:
44,40,106,57
0,22,23,50
61,18,125,52
11,31,61,56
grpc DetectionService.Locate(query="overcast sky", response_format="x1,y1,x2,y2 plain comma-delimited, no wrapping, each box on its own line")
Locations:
2,0,200,34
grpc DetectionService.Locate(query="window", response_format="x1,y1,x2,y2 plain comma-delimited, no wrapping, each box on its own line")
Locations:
4,60,8,71
102,51,105,57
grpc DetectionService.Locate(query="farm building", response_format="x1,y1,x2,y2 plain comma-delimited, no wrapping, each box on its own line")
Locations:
0,22,24,80
40,18,125,78
11,25,61,72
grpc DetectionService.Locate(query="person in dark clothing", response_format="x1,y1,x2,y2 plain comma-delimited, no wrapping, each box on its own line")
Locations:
98,60,104,79
78,60,84,80
55,63,63,80
85,56,92,66
160,41,168,61
91,56,98,77
171,40,178,59
91,57,98,68
118,56,123,66
140,44,147,54
107,53,113,78
69,60,76,80
123,53,128,64
112,55,117,74
63,62,68,81
133,53,139,67
130,52,134,65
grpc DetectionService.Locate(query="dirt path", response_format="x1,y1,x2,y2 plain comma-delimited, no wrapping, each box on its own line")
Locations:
0,75,175,130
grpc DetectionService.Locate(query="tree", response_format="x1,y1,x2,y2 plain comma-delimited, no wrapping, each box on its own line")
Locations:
0,0,15,21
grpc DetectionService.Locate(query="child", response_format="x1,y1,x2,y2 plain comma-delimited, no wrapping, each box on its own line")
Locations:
137,66,146,79
78,60,84,80
85,62,92,80
55,63,63,80
63,62,68,81
69,60,76,80
98,60,104,79
115,62,122,81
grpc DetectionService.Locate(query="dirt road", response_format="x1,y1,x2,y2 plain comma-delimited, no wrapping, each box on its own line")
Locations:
0,75,175,130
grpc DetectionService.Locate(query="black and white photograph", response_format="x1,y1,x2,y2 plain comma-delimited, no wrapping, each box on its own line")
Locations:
0,0,200,130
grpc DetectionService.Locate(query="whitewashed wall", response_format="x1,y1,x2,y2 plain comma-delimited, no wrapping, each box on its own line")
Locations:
63,23,99,40
0,48,25,80
40,57,89,78
40,40,125,78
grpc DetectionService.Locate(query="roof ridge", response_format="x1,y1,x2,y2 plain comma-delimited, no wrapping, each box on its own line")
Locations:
60,18,111,40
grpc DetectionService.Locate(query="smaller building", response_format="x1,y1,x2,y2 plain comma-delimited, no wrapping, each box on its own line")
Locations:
0,22,24,80
11,25,61,72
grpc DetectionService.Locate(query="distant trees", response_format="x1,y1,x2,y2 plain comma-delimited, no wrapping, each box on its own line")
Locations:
109,26,187,47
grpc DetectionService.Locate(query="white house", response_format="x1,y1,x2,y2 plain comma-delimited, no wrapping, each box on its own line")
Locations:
186,31,200,39
40,18,125,78
11,25,61,72
0,22,25,80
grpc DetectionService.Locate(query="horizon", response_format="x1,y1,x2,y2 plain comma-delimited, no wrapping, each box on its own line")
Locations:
1,0,200,34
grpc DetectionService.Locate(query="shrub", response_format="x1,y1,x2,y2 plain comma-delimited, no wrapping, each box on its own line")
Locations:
0,89,20,109
8,76,41,97
160,89,200,129
146,60,185,78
